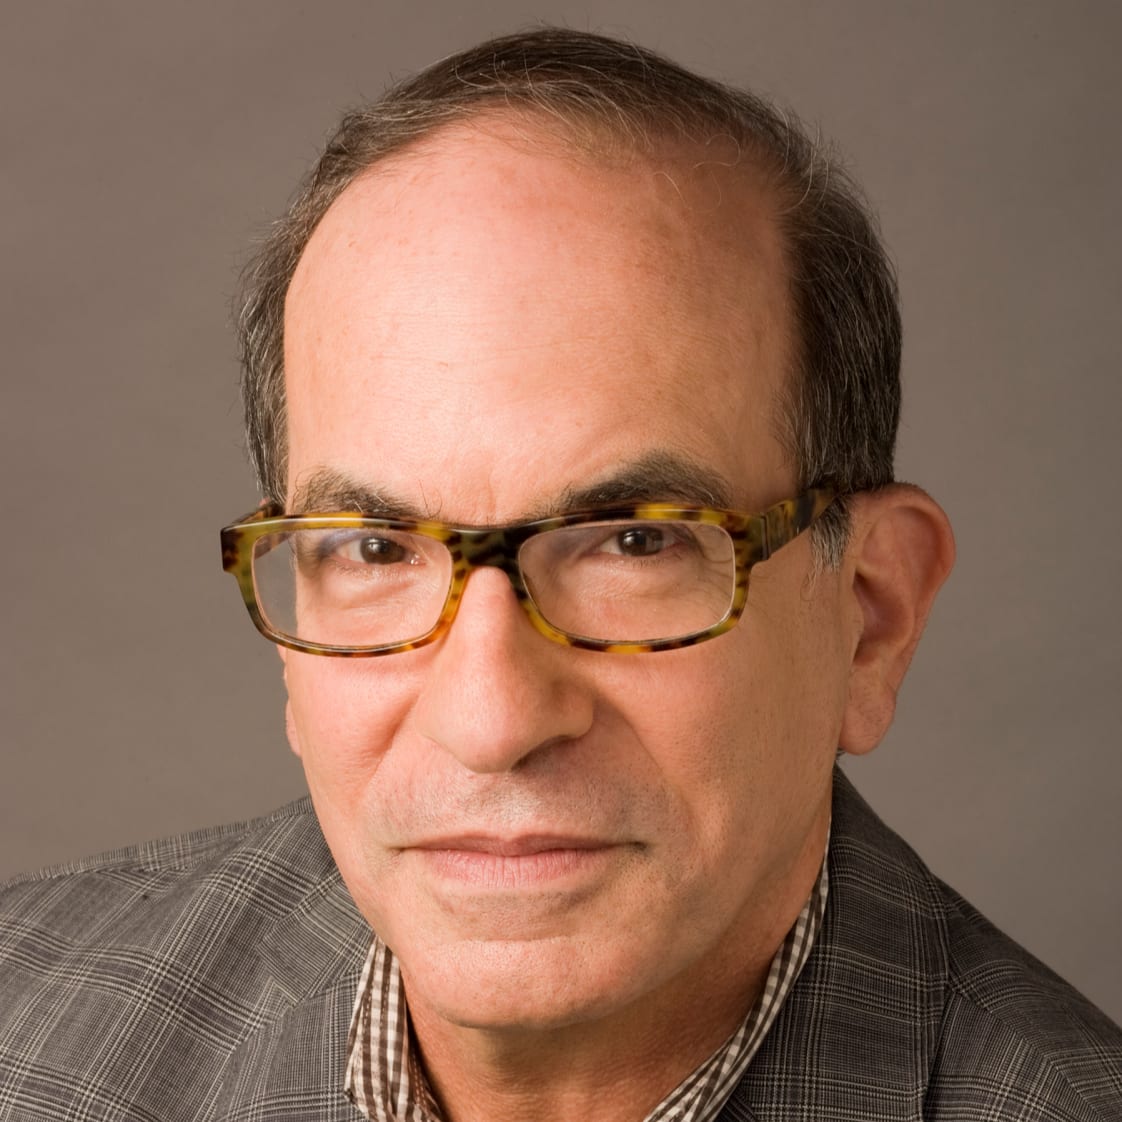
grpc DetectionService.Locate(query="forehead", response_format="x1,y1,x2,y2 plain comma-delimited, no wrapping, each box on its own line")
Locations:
283,118,795,519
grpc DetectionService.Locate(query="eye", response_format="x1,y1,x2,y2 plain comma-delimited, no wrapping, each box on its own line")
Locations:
311,530,418,568
349,536,409,565
608,526,667,557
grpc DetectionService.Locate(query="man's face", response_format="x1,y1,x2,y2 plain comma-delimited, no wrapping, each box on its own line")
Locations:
281,121,855,1037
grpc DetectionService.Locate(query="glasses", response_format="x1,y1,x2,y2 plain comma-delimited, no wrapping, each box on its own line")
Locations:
220,489,836,656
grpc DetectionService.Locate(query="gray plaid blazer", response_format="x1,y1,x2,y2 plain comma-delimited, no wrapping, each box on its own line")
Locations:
2,771,1120,1120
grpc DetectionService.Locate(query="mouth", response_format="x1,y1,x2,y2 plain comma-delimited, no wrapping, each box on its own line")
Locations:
405,834,626,891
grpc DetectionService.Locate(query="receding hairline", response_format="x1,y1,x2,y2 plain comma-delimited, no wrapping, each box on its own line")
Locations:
293,101,790,248
288,103,789,281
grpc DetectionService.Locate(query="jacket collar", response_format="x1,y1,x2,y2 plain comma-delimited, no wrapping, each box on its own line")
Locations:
253,802,372,1005
217,805,371,1117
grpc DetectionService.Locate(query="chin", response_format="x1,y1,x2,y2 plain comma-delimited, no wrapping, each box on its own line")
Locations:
399,933,654,1034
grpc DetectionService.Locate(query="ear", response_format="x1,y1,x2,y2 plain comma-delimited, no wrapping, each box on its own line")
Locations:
838,485,955,756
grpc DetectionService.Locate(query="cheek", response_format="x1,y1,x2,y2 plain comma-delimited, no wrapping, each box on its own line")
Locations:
283,656,418,834
742,566,852,735
623,598,846,857
588,651,761,856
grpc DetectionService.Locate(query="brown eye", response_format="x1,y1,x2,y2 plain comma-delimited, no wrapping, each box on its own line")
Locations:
356,537,408,564
613,527,665,556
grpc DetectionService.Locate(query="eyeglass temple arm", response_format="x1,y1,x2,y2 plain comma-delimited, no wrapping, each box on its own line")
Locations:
761,487,837,557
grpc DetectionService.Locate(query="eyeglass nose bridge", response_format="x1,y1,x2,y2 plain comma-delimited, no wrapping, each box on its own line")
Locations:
438,526,547,634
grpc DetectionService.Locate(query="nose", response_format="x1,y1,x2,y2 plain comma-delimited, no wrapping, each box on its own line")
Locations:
409,567,595,773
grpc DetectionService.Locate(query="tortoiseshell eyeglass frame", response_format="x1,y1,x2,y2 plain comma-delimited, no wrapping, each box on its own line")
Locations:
220,487,836,657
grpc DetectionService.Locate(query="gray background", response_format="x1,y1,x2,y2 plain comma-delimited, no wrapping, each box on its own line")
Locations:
2,1,1119,1023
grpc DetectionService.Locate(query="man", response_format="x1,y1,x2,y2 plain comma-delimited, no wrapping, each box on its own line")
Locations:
1,27,1119,1122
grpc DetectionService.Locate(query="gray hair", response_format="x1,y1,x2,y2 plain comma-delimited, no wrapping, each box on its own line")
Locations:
237,27,900,564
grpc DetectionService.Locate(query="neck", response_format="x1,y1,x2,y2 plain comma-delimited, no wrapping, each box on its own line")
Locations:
409,959,770,1122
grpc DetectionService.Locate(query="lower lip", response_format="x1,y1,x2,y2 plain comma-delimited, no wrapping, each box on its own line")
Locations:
413,846,618,890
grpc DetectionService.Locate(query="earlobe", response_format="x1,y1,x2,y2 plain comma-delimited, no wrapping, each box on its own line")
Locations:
838,485,955,756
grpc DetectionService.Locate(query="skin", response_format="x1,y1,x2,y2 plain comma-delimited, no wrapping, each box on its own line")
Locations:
280,117,954,1122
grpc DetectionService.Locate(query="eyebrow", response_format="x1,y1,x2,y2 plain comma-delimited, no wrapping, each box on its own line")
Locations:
547,452,734,515
289,452,735,523
290,470,426,519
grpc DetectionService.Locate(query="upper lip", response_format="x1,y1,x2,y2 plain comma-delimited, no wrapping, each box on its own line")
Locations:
408,834,614,857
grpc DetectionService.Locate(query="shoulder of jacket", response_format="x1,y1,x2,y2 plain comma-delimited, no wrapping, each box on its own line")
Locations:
0,797,334,948
927,886,1122,1119
2,796,318,886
